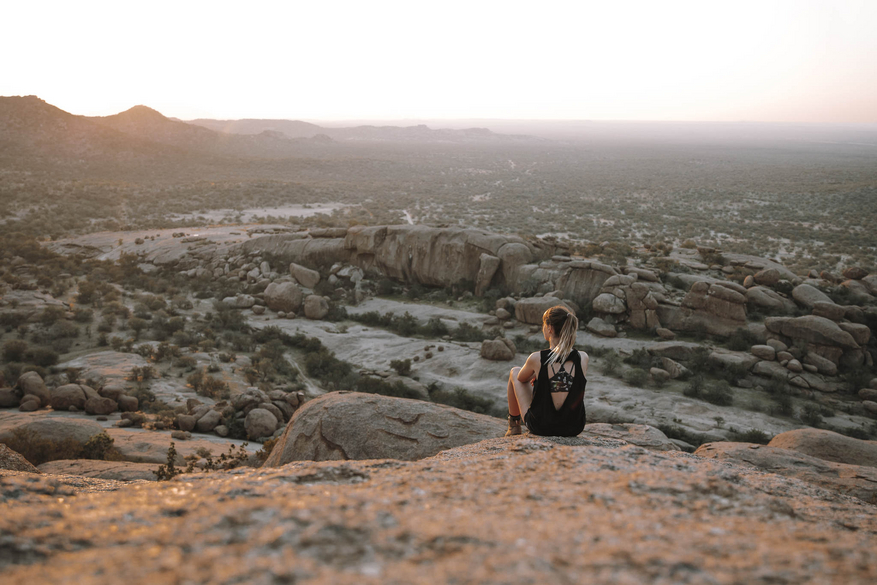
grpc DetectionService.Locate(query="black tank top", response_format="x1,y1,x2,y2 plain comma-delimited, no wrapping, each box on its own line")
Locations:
524,349,587,437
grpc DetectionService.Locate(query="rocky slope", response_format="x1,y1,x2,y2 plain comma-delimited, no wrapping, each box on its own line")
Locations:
2,433,876,584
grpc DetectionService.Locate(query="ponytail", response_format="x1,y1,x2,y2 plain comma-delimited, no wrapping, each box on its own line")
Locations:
544,305,578,365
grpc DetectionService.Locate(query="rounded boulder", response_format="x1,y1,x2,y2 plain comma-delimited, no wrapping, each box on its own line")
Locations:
245,408,278,440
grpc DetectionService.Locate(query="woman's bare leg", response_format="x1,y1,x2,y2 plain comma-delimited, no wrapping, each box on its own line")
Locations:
507,367,534,417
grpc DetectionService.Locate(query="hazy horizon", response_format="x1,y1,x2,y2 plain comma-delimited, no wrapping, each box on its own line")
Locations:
2,1,876,124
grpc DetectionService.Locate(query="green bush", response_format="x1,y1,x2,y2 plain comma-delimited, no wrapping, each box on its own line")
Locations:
73,308,94,323
2,339,28,362
800,404,823,427
26,347,59,367
451,322,488,342
355,376,422,399
726,327,757,352
428,384,500,416
600,350,622,377
390,358,412,376
730,429,772,444
623,367,649,387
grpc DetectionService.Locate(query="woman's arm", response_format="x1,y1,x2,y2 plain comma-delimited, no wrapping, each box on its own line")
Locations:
579,351,590,377
517,352,541,384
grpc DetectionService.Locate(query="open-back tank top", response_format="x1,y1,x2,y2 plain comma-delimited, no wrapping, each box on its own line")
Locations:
524,349,587,437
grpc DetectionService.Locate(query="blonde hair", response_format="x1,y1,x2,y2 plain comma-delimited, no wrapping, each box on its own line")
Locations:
543,305,578,365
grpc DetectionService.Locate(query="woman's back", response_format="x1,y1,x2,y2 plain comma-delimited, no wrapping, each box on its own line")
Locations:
525,349,587,437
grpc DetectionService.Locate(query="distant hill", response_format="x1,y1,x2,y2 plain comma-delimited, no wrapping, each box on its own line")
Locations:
0,95,171,162
186,117,529,143
0,95,536,182
187,118,324,139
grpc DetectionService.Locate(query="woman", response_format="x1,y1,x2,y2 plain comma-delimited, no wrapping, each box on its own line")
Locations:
505,305,588,436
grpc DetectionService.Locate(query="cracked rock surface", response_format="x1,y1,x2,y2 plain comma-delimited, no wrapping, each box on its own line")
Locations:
2,434,876,584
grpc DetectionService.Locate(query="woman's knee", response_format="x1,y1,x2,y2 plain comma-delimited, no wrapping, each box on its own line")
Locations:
510,367,521,378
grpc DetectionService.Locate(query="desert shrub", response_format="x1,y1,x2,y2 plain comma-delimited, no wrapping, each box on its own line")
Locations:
390,358,412,376
256,438,278,462
174,355,197,370
451,322,488,342
624,348,656,369
128,317,149,339
601,350,622,376
769,392,794,417
730,429,772,444
716,362,751,384
154,442,181,481
623,367,649,387
834,426,871,441
39,307,66,326
355,376,422,399
304,348,355,389
428,384,501,416
376,278,397,296
702,380,733,406
393,312,419,336
513,335,544,355
726,327,758,352
0,312,29,330
2,339,28,362
800,404,823,427
324,304,349,322
424,316,449,337
843,365,874,395
686,347,712,375
26,347,59,367
73,308,94,323
655,424,709,447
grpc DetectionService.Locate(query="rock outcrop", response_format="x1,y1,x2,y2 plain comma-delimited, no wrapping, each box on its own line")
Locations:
583,423,679,451
694,442,877,504
768,428,877,468
264,392,506,465
3,435,877,583
0,444,39,473
36,460,159,481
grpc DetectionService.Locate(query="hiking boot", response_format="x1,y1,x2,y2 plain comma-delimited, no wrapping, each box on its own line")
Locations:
505,414,523,436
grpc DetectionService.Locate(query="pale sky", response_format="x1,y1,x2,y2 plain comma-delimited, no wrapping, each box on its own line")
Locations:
2,0,876,122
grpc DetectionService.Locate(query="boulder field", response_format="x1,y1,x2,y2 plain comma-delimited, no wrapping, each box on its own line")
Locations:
2,433,876,583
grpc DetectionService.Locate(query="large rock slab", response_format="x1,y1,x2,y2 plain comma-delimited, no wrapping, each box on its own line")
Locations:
474,253,501,297
37,460,160,481
694,442,877,503
746,286,796,314
2,436,877,583
768,428,877,468
264,392,506,465
0,444,40,473
289,262,320,289
555,261,617,307
792,284,833,308
0,418,105,449
765,315,860,349
584,423,679,451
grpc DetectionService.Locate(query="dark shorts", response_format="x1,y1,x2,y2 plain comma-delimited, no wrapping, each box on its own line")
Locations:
524,409,586,437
